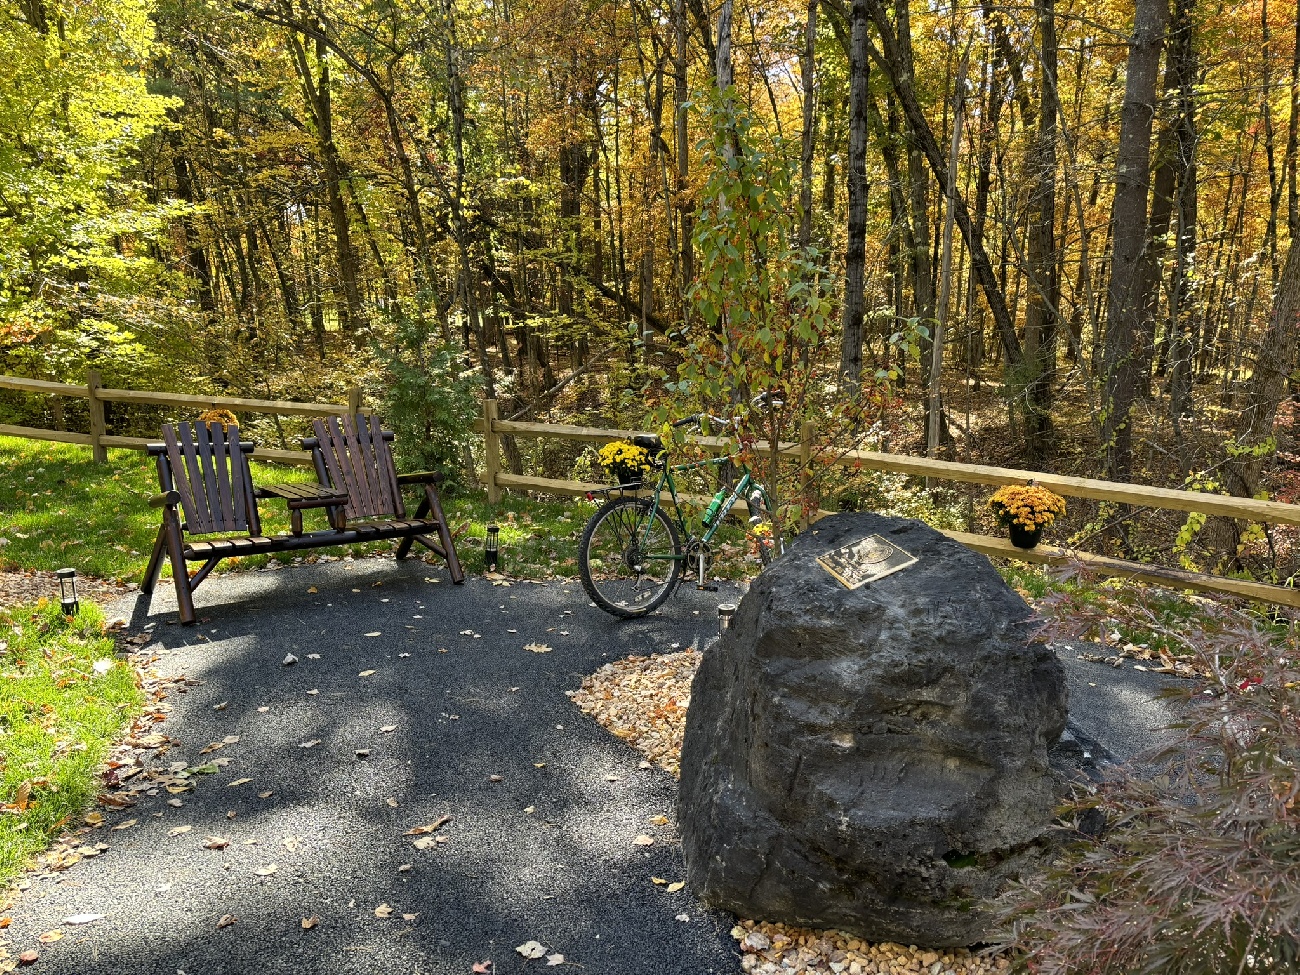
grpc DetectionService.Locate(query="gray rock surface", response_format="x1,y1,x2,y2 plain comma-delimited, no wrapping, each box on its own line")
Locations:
678,512,1068,947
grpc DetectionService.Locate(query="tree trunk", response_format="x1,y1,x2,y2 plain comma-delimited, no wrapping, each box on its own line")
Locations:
1166,0,1198,458
1102,0,1167,482
839,0,870,385
1023,0,1060,466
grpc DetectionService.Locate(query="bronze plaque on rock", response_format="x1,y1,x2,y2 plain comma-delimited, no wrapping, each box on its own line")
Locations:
816,533,918,590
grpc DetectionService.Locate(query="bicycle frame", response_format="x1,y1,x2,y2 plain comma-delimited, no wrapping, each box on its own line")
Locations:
621,451,771,587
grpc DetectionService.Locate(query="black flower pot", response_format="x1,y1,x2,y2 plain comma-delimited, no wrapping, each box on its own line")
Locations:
1008,523,1043,550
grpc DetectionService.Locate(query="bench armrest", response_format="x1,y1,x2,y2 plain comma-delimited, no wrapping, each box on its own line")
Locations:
149,490,181,508
395,471,443,486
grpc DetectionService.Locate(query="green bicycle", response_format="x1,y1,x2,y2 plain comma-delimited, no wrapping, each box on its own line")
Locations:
578,413,787,618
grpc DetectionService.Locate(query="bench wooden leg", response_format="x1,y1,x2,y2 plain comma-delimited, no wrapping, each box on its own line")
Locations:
424,484,464,584
142,523,167,594
161,507,198,625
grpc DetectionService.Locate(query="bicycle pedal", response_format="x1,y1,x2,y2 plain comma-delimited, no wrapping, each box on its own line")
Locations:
696,584,719,592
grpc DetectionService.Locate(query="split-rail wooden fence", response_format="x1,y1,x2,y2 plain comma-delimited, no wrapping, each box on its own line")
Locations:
4,375,1299,609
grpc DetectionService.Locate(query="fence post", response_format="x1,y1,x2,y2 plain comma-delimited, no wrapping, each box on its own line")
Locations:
347,386,363,415
799,419,816,530
87,369,107,463
483,398,501,504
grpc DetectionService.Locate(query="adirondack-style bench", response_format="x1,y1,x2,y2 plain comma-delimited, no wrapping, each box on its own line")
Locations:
141,417,464,625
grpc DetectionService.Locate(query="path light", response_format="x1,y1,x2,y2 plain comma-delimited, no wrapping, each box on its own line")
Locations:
56,567,79,616
485,524,501,574
718,603,737,631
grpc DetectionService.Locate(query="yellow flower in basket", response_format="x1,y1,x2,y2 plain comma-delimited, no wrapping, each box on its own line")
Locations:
197,408,238,430
597,440,652,485
987,483,1067,530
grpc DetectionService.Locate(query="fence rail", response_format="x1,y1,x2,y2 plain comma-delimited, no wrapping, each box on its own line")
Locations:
0,371,362,465
474,399,1300,609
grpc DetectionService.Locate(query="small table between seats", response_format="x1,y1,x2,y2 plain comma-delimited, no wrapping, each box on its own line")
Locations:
256,482,349,535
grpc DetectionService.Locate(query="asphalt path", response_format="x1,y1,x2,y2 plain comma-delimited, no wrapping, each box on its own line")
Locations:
0,557,1188,974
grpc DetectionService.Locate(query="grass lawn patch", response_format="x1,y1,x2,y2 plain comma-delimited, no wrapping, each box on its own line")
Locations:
0,601,144,885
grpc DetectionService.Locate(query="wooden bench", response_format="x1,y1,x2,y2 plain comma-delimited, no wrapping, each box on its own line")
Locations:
141,417,464,625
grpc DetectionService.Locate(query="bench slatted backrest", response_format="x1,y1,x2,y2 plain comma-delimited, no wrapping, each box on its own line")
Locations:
312,415,406,520
162,422,257,535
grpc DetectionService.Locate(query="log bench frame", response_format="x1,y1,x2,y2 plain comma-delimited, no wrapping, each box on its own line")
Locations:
141,417,464,625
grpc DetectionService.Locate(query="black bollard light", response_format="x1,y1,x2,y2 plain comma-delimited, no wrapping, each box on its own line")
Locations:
485,524,501,574
56,567,79,616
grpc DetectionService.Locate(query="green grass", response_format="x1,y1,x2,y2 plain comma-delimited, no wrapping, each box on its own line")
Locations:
0,601,144,883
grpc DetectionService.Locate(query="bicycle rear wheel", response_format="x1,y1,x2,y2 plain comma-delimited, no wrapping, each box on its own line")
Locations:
579,497,682,617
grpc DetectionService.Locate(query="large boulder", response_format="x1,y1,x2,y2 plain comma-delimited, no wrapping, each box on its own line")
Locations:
678,512,1067,947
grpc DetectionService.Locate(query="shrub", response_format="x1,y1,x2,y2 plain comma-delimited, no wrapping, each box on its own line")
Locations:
1000,585,1300,974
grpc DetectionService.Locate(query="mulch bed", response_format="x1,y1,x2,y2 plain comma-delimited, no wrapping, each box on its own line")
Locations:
570,652,1011,975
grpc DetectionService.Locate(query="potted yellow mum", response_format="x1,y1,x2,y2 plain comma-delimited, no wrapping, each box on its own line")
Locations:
987,482,1067,549
597,440,652,486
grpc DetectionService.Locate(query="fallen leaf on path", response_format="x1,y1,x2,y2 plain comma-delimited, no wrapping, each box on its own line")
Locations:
202,836,230,850
523,643,552,654
168,825,192,837
364,632,381,638
374,904,394,918
546,954,565,967
283,654,298,666
167,799,184,808
632,835,654,846
355,749,371,759
63,914,104,926
358,670,376,678
216,915,237,929
472,963,492,973
307,587,318,594
299,740,320,749
651,877,666,885
37,931,62,944
301,916,318,930
604,775,622,782
282,836,301,852
404,815,451,836
258,791,273,799
676,913,690,921
84,811,103,826
227,778,252,787
667,881,685,892
488,775,503,783
257,706,270,713
254,865,277,876
397,863,412,872
402,913,418,921
648,815,669,825
516,941,546,959
18,950,38,964
306,689,319,696
380,725,397,733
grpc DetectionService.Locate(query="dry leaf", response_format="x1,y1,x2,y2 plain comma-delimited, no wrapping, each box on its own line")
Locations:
254,865,278,876
675,913,690,922
307,587,318,594
374,903,394,918
306,689,319,696
397,864,412,873
37,931,62,944
258,791,274,799
202,836,230,850
18,950,38,964
0,917,10,929
364,632,381,637
472,963,492,973
216,914,237,929
168,825,193,837
301,916,318,930
257,706,270,713
648,815,669,826
167,798,184,808
227,778,252,787
651,877,666,885
283,654,298,666
111,818,137,831
546,954,565,967
358,670,376,678
667,881,685,892
632,835,655,846
516,941,546,959
213,701,228,710
84,811,103,826
380,725,397,733
402,913,418,921
523,643,552,654
404,815,451,836
63,914,104,926
299,740,320,749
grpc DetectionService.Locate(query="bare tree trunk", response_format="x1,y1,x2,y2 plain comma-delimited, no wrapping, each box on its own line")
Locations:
1166,0,1199,460
1023,0,1060,466
1102,0,1166,481
798,0,818,253
675,0,694,298
839,0,870,386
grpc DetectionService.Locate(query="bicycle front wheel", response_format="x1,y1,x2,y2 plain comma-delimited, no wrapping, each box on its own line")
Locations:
579,497,682,617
